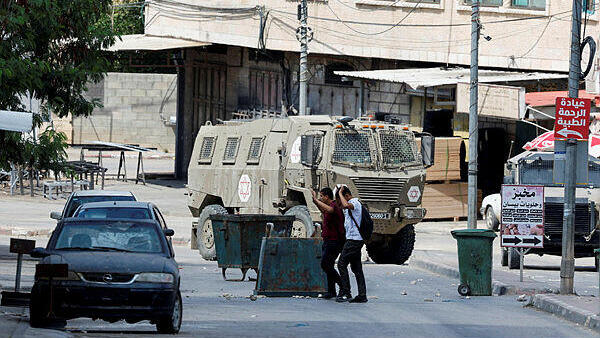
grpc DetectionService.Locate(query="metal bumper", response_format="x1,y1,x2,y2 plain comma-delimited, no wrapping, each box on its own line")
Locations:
33,282,176,320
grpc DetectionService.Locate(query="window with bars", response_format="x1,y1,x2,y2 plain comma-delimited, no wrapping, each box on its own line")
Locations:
584,0,595,14
379,131,417,166
223,137,240,163
511,0,546,10
198,137,216,163
463,0,502,6
332,131,373,166
247,137,264,164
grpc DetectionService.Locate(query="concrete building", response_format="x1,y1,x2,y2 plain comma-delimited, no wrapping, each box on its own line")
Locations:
71,73,178,153
122,0,599,177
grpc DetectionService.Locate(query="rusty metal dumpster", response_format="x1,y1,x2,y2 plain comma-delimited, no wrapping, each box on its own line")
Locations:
210,214,294,281
254,237,327,297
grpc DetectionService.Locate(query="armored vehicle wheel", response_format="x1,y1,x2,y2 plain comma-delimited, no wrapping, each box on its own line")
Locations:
485,207,499,231
367,225,415,265
501,247,508,267
197,204,227,260
284,205,315,238
508,247,520,269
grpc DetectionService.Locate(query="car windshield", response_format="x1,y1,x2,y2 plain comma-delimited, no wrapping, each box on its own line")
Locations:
332,131,372,165
54,222,163,253
65,195,135,217
76,207,151,219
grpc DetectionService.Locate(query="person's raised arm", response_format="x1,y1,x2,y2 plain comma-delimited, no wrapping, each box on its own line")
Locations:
338,188,354,210
311,190,334,214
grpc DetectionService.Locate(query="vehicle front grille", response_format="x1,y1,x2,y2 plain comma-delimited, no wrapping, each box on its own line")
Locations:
80,272,135,283
351,177,407,202
543,202,591,235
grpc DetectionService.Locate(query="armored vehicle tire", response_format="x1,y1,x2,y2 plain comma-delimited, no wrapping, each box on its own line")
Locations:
501,247,508,267
508,247,520,269
485,207,499,232
285,206,315,238
367,225,415,265
197,204,227,260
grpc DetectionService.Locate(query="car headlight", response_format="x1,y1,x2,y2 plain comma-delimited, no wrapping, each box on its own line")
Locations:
136,273,174,284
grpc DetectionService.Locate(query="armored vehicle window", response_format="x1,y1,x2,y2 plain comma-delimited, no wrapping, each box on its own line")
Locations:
379,131,416,166
247,137,264,164
518,158,554,185
223,137,240,163
332,131,372,165
198,137,216,163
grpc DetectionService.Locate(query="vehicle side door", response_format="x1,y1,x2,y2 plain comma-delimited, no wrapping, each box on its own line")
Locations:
153,207,174,257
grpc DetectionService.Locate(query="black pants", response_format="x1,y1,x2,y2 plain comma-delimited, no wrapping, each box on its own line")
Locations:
321,240,342,294
337,239,366,297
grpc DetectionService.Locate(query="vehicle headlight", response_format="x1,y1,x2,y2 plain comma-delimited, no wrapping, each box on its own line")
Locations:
136,273,174,284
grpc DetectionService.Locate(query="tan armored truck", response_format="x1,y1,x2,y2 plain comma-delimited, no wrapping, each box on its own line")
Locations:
187,115,434,264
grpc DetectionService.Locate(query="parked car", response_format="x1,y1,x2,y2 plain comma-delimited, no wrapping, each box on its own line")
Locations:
29,218,181,333
480,194,501,231
50,190,137,221
72,201,168,230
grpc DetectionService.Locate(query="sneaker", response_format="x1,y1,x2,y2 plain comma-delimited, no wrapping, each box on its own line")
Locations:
349,295,368,303
335,294,351,303
319,292,336,299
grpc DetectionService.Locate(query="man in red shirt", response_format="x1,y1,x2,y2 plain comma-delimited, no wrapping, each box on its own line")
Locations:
311,187,345,299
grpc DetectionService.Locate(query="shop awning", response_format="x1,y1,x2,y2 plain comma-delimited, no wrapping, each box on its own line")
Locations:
334,67,567,90
105,34,211,51
525,90,600,107
0,110,33,132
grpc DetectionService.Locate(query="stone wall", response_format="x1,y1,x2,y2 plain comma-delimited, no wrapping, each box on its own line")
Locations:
71,73,177,153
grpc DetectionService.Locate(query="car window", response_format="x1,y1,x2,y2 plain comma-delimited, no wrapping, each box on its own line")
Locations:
77,207,151,219
54,222,164,254
153,208,167,229
65,195,135,217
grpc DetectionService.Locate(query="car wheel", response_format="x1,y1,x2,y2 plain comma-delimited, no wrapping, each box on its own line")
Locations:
196,204,227,260
508,247,520,269
485,207,500,231
284,206,314,238
156,291,182,334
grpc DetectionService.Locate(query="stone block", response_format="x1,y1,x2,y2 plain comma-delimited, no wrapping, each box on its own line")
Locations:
116,89,131,97
132,89,146,97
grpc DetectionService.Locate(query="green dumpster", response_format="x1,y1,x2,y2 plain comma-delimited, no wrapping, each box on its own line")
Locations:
451,229,497,296
210,214,294,281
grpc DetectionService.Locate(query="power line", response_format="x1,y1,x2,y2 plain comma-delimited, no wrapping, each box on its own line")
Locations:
325,1,423,36
331,0,403,12
518,17,552,58
269,7,575,28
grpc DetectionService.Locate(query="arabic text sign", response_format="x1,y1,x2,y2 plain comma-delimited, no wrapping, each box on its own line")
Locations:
554,97,590,140
501,185,544,248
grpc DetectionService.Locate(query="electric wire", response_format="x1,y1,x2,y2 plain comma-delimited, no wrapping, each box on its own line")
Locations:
332,0,404,12
325,0,423,36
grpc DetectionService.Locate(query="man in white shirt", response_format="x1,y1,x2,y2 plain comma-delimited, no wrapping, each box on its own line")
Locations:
336,185,367,303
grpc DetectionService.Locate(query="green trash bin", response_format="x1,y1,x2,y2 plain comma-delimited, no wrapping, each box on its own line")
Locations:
451,229,497,296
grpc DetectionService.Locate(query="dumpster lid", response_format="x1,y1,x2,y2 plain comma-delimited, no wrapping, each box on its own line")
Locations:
209,214,295,222
451,229,497,238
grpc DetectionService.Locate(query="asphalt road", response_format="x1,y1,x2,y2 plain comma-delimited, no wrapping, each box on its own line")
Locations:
1,243,595,338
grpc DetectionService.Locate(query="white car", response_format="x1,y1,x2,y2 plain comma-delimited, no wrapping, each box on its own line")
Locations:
480,193,501,231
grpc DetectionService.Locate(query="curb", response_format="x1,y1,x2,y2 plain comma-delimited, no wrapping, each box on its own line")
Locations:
410,254,558,296
532,294,600,332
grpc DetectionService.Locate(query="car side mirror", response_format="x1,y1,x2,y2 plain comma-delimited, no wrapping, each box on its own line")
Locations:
50,211,62,220
420,134,435,169
164,229,175,237
30,247,51,258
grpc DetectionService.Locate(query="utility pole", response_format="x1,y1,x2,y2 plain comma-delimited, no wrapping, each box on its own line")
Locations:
560,0,582,295
467,0,480,229
298,0,308,115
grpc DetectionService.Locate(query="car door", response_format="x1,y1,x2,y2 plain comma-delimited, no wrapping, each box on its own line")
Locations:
153,207,174,257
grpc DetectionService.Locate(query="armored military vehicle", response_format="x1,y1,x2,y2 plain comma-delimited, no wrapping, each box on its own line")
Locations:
482,151,600,270
187,115,434,264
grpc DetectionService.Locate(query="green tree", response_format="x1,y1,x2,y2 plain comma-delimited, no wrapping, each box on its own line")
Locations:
0,0,116,182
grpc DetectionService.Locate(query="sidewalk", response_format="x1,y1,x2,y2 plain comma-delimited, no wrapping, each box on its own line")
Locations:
411,221,600,332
